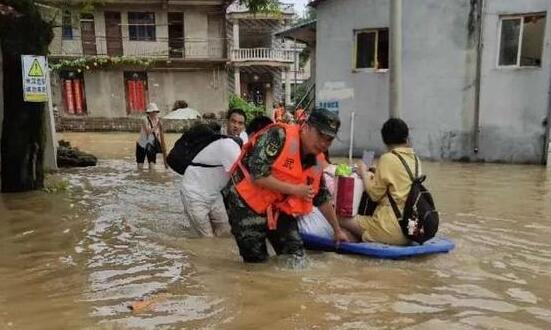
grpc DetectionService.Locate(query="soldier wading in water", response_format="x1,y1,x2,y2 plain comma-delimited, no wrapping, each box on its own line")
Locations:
222,108,349,263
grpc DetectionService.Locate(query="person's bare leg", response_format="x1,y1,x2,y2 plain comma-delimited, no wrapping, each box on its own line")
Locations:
339,226,360,242
339,216,364,241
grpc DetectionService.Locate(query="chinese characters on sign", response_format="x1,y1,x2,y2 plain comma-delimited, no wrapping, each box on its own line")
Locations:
318,100,339,113
21,55,49,103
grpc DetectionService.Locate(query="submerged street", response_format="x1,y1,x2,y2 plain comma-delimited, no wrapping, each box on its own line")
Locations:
1,133,551,329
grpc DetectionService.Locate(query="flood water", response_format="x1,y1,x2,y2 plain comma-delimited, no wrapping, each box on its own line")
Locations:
2,132,551,329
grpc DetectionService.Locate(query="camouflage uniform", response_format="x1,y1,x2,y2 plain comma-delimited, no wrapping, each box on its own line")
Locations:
222,126,332,263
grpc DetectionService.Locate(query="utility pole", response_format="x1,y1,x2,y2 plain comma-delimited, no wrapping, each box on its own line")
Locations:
389,0,402,118
293,38,298,106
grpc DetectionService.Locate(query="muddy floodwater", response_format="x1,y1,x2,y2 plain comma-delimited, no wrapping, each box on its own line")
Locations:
2,132,551,329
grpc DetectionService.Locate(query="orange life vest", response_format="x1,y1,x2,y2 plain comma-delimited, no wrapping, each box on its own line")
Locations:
232,123,324,230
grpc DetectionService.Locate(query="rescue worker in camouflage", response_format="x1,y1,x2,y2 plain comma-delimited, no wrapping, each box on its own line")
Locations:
222,108,349,263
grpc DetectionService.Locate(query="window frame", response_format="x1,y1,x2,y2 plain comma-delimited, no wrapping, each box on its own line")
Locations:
496,13,546,69
62,10,73,40
128,12,156,42
353,28,389,72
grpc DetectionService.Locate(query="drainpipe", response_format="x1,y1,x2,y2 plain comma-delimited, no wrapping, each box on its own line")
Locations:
389,0,402,118
473,0,484,154
545,66,551,166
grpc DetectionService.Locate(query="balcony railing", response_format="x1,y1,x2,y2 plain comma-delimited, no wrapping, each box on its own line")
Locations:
231,48,295,63
49,34,226,60
227,2,294,15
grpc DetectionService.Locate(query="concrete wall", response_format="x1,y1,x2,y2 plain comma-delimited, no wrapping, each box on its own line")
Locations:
51,7,225,58
148,68,227,113
0,43,3,181
83,71,127,117
477,0,551,163
401,0,478,161
53,68,227,118
316,0,392,156
49,10,83,56
315,0,551,163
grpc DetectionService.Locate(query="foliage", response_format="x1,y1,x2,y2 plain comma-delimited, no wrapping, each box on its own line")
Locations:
229,95,266,124
293,6,317,25
0,0,54,55
79,0,105,14
50,56,162,72
299,47,311,68
43,177,70,193
292,83,311,106
239,0,281,13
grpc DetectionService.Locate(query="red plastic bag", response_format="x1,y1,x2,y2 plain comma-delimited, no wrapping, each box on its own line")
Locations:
335,175,364,217
336,176,355,217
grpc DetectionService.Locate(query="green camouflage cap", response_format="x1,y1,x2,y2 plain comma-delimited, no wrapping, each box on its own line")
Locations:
307,107,341,138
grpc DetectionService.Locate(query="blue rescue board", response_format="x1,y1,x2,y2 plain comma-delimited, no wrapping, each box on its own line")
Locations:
300,233,455,259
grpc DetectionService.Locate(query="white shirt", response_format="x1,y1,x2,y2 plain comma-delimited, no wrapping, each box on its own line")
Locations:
220,126,248,144
181,138,241,202
239,131,248,144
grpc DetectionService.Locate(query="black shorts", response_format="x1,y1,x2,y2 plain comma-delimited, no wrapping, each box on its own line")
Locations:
135,143,156,164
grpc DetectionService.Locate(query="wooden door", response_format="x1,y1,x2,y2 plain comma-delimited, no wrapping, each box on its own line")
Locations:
104,12,123,56
80,14,97,55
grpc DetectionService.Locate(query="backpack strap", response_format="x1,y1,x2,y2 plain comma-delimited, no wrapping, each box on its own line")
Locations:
387,190,402,220
390,150,418,180
188,135,237,168
387,150,419,220
189,162,222,168
146,116,160,139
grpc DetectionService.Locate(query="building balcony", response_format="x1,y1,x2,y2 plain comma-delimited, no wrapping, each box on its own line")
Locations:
49,35,227,61
230,48,295,65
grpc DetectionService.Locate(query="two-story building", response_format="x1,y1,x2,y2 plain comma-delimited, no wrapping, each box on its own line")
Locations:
45,0,304,130
45,0,230,130
310,0,551,164
226,2,298,113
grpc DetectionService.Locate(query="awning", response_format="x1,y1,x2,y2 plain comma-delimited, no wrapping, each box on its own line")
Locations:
275,20,316,46
163,107,201,120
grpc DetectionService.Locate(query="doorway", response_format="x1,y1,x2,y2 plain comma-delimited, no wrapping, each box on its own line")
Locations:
80,14,97,56
104,12,122,56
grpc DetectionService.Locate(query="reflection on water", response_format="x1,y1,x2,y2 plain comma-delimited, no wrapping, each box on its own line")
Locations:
1,132,551,329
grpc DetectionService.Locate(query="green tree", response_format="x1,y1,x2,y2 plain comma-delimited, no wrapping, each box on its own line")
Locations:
239,0,280,12
0,0,54,192
229,95,265,124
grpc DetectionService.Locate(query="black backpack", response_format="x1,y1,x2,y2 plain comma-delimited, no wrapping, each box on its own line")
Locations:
387,151,439,244
167,124,241,175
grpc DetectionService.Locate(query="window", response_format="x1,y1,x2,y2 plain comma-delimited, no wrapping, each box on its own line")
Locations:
128,12,156,41
60,71,87,115
498,13,546,67
125,72,148,114
355,28,389,70
62,11,73,40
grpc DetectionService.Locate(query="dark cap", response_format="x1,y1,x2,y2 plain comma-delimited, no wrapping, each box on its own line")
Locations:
307,108,341,138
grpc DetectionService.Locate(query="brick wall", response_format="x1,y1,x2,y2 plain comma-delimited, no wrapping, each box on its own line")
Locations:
56,116,224,133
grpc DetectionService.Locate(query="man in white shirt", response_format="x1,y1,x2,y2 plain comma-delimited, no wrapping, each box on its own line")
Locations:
223,108,248,144
180,130,242,237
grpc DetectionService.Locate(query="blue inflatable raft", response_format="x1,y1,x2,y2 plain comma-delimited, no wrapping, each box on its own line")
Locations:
300,233,455,259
